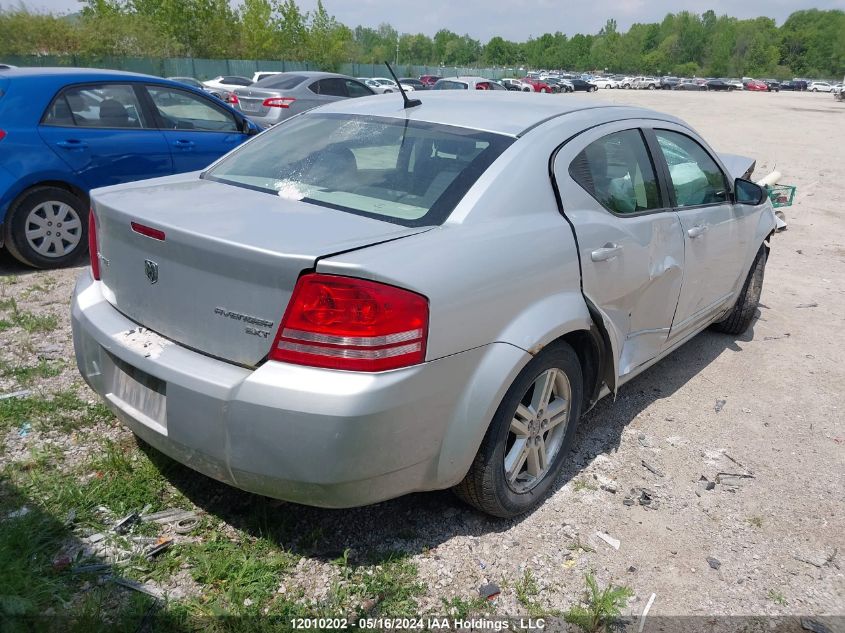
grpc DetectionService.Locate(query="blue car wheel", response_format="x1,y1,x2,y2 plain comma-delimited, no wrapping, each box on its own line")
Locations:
4,186,88,268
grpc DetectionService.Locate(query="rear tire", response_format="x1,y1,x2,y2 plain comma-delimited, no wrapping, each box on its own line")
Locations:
453,343,583,518
712,247,767,335
4,186,88,269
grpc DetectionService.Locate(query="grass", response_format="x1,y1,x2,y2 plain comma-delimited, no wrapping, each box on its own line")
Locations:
19,277,58,299
2,420,427,629
441,595,489,619
0,390,109,434
565,573,633,633
767,589,788,606
572,479,598,492
515,568,554,618
336,552,424,617
0,358,63,384
0,297,59,333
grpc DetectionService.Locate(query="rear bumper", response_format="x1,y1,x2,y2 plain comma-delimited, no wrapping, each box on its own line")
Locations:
71,270,527,507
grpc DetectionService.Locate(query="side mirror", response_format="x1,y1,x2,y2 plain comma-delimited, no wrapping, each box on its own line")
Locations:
734,178,766,205
241,118,259,136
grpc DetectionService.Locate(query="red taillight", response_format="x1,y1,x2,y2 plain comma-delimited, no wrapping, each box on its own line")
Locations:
263,97,295,108
0,130,6,142
227,93,239,104
130,222,165,241
269,274,428,372
88,209,100,280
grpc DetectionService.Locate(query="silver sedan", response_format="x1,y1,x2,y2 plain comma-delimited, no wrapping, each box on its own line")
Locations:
232,71,374,128
73,92,776,517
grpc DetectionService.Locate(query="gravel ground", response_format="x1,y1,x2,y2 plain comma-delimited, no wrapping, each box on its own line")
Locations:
0,89,842,623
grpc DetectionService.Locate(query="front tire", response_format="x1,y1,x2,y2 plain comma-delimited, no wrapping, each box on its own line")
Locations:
453,343,583,517
4,186,88,269
712,247,767,335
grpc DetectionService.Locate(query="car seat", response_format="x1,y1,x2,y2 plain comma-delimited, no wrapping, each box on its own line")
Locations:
98,99,131,127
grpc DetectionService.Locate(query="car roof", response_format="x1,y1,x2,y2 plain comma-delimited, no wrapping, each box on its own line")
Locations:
0,67,156,81
315,91,677,137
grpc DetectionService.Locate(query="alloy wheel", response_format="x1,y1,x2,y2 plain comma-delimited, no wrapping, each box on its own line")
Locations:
25,201,83,258
503,368,571,493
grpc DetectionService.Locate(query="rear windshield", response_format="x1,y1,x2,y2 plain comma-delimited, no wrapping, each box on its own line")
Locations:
255,74,305,89
204,113,514,227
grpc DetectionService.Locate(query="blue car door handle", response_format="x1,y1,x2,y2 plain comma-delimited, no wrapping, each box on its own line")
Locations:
173,139,195,149
56,139,88,151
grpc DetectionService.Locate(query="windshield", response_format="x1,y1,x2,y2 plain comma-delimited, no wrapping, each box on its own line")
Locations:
204,113,514,227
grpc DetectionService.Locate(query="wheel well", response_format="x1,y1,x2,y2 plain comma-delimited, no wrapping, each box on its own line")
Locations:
555,328,605,412
14,181,88,208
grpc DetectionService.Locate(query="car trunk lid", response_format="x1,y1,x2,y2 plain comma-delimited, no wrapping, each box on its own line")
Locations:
234,87,287,117
94,174,431,366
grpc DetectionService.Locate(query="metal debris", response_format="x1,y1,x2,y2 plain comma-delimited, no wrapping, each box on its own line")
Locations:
113,512,140,534
111,577,164,601
638,593,656,633
71,563,111,574
145,538,173,560
641,459,665,477
696,476,716,496
0,389,32,400
595,531,620,551
478,582,501,601
715,472,755,486
6,507,30,519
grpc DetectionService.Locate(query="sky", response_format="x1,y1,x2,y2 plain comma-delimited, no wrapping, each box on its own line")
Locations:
12,0,845,41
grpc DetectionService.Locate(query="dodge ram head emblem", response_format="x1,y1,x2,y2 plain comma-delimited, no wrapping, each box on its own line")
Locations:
144,260,159,284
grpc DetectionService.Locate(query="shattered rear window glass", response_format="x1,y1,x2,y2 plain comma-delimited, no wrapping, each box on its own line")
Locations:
204,113,514,227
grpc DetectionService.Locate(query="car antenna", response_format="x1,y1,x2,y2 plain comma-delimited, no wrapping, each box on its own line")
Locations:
384,61,421,109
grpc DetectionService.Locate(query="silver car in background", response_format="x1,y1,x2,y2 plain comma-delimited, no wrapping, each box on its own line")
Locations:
433,76,508,90
232,71,374,128
73,93,776,517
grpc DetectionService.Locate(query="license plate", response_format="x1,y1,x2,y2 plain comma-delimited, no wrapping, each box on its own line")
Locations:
240,100,260,112
108,355,167,430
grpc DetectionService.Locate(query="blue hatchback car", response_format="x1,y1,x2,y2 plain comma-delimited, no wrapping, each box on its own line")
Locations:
0,68,259,268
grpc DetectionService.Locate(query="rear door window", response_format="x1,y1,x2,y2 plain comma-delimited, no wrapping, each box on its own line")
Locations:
569,129,662,215
310,78,347,97
435,81,468,90
43,84,147,129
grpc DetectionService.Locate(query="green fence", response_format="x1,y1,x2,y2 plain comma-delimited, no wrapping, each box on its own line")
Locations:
340,63,518,80
4,55,520,81
3,55,319,79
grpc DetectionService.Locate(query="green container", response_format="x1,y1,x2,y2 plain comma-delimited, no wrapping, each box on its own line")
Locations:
766,184,796,208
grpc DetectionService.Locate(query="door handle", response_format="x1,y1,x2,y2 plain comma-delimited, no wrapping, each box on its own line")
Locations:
687,225,709,238
591,243,622,262
56,140,88,150
173,139,195,149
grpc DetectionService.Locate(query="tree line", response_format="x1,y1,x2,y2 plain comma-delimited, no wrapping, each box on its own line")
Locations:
0,1,843,79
